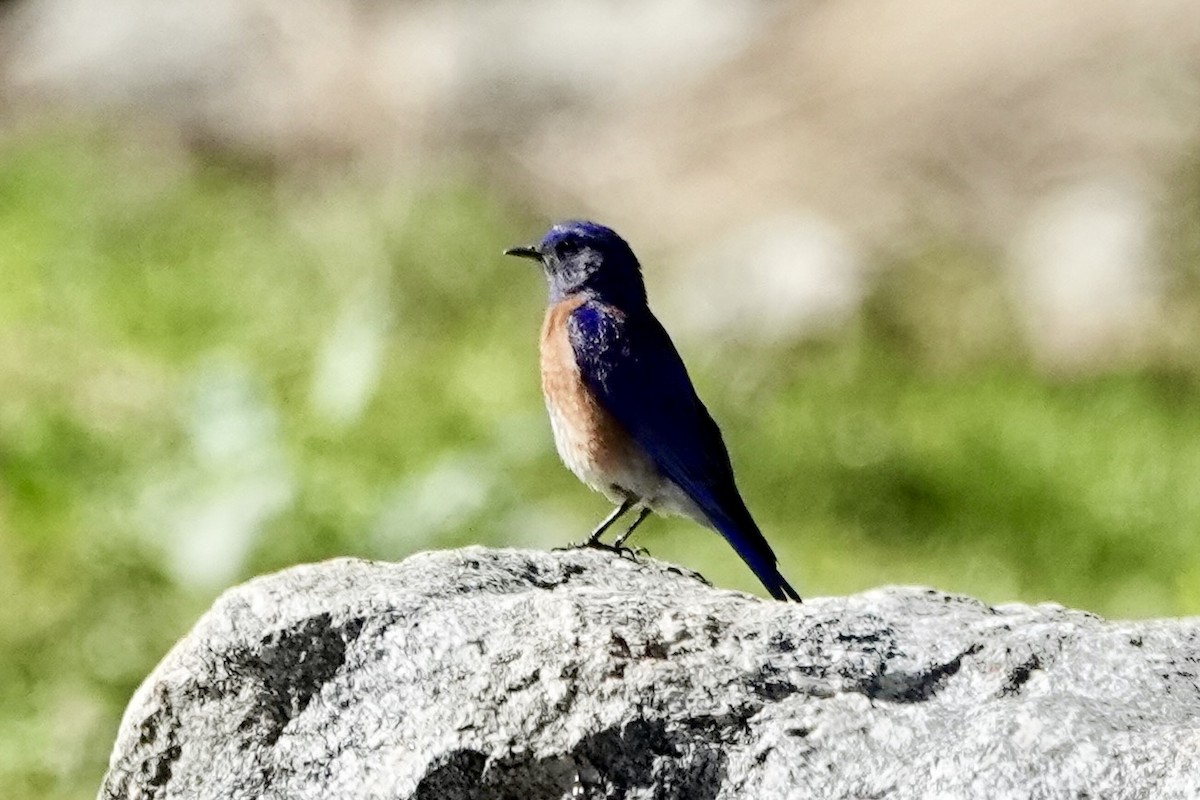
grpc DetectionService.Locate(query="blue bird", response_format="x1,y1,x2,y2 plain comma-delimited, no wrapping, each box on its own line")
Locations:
505,220,801,601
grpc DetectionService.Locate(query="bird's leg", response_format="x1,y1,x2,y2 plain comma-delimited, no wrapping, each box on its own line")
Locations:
612,507,652,550
582,497,635,548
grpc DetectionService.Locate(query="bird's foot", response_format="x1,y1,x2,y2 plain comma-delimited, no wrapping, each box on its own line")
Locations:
585,539,627,554
593,541,648,562
552,539,605,551
553,539,646,561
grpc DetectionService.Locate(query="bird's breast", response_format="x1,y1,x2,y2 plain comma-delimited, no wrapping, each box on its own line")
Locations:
540,298,650,499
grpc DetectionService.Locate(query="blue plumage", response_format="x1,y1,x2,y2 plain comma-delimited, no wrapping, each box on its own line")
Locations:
505,220,800,601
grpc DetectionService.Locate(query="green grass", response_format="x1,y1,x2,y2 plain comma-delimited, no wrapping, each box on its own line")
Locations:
2,128,1200,800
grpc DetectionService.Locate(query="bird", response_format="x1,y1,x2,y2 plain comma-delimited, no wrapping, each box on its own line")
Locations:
505,220,800,601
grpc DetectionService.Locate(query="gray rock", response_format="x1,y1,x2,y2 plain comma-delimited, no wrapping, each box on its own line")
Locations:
99,547,1200,799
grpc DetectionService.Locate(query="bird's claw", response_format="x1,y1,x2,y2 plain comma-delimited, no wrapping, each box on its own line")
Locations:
584,540,626,554
594,541,648,561
613,544,644,561
554,539,647,561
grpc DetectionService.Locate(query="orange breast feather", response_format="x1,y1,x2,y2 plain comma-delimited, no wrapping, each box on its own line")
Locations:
539,298,638,489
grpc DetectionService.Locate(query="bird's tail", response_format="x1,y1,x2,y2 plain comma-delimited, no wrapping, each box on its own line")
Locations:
708,506,801,602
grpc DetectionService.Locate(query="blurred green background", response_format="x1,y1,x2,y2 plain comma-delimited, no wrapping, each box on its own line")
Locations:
4,1,1200,797
5,125,1200,800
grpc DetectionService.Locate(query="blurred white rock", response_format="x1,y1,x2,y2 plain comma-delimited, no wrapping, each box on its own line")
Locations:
139,356,294,588
666,212,864,342
1009,178,1160,368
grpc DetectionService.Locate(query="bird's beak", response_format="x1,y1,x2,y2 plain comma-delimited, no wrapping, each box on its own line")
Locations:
503,244,542,262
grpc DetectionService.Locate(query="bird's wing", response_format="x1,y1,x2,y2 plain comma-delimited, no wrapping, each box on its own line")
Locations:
567,300,799,600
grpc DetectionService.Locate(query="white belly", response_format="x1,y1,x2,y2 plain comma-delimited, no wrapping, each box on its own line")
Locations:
544,394,708,525
544,393,647,499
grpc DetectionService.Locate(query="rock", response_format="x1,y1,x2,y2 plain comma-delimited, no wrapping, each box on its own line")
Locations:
99,547,1200,799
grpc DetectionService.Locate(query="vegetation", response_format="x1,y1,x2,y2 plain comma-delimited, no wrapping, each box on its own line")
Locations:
3,130,1199,799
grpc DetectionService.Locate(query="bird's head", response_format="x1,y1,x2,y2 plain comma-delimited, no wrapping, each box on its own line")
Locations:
505,220,646,306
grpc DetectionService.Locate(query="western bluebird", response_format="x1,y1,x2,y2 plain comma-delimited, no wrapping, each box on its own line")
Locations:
505,220,800,601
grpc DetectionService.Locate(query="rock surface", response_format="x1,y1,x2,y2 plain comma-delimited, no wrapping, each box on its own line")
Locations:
100,547,1200,799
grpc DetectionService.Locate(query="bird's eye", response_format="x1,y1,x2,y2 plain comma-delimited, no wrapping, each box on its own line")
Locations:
556,238,580,257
